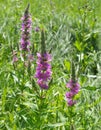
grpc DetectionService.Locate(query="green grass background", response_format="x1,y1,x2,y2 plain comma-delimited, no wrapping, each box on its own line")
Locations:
0,0,101,130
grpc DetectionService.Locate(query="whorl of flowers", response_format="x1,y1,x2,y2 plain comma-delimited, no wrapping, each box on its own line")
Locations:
65,61,80,106
20,4,32,51
35,30,52,89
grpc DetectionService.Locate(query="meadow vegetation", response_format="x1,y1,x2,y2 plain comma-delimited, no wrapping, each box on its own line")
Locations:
0,0,101,130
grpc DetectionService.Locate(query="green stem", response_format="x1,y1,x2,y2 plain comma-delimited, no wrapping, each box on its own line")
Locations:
41,29,46,54
71,60,76,82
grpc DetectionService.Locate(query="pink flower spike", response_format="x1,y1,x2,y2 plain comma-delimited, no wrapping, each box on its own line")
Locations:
65,79,80,106
35,53,52,90
20,5,32,51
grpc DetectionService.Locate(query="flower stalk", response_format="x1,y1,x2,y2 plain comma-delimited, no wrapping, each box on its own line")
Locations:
20,3,31,52
65,60,80,106
35,29,52,90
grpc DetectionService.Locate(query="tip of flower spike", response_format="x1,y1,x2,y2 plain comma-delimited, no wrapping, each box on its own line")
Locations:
25,3,30,14
41,29,46,54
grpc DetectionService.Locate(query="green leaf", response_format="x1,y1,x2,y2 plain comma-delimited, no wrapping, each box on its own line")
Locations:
82,86,99,91
46,122,65,128
64,60,71,71
74,41,82,51
23,102,38,110
2,87,7,112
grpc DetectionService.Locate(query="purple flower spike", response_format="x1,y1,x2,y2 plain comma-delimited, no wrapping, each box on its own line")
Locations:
65,80,80,106
20,4,32,51
35,53,52,89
